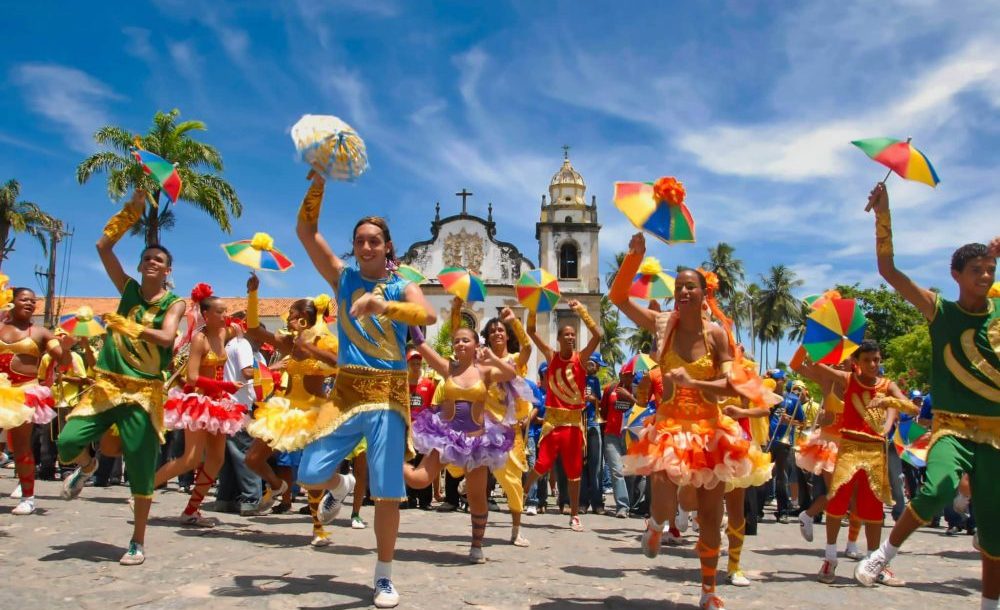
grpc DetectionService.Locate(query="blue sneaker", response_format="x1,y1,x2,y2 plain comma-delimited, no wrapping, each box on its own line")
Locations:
119,541,145,566
373,577,399,608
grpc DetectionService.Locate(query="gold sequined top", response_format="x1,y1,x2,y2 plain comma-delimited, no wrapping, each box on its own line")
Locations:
658,329,720,421
442,377,488,404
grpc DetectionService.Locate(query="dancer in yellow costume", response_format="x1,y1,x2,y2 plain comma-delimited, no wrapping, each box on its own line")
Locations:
243,275,340,547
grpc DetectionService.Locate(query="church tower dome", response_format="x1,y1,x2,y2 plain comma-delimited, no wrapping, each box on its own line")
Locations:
548,149,586,206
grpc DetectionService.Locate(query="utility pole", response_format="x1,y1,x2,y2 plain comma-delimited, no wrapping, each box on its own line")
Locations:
34,222,71,328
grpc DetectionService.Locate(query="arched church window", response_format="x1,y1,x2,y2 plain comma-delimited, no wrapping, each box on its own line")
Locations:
460,311,478,332
559,242,578,279
564,216,572,223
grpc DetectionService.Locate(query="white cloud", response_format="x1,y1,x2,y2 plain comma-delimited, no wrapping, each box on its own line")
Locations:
10,63,123,153
168,41,205,87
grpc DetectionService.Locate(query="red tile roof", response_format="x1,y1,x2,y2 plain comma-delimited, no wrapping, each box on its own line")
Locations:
52,296,334,318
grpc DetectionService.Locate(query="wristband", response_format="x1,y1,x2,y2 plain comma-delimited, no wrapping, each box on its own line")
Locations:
384,301,432,325
104,312,145,340
409,325,426,346
875,208,894,257
247,289,260,329
297,179,326,225
102,203,142,245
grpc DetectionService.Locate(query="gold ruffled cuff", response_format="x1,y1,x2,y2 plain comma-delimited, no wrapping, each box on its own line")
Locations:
247,289,260,329
104,313,145,340
875,208,893,257
510,318,531,354
384,301,432,325
297,179,326,226
102,204,142,245
573,303,598,334
450,299,462,332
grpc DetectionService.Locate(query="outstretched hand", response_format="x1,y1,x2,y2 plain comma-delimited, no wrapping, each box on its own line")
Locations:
866,182,888,213
247,273,260,292
499,307,516,324
988,237,1000,258
629,232,646,257
350,292,386,318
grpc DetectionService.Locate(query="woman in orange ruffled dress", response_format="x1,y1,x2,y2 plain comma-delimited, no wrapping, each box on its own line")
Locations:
155,284,249,526
610,223,775,610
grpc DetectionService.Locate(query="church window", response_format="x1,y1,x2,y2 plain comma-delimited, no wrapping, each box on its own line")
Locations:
460,312,478,332
559,242,579,279
564,215,572,223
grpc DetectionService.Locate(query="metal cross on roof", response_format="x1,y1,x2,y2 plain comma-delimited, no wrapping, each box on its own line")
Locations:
455,188,473,215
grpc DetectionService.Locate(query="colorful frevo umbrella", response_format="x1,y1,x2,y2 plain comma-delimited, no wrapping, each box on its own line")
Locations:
802,298,867,365
893,418,930,467
629,256,674,301
59,306,106,338
632,353,659,374
222,232,294,272
132,146,182,203
802,289,841,311
438,267,487,302
614,176,695,245
291,114,369,182
852,137,940,193
516,269,561,313
396,265,426,285
624,402,657,449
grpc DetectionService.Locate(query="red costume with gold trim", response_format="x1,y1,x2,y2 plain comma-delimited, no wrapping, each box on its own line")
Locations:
534,351,585,480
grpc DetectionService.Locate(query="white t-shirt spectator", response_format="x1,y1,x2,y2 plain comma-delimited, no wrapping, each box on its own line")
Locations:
224,336,255,406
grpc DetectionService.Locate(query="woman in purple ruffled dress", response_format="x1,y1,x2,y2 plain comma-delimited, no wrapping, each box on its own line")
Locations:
404,324,516,564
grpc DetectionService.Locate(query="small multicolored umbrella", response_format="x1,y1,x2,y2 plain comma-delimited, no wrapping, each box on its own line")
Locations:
59,306,106,337
624,402,657,449
893,418,930,467
516,269,561,312
614,177,695,245
131,147,182,203
222,232,294,272
629,256,675,300
802,298,867,364
438,267,487,302
632,353,659,374
802,289,841,311
396,265,426,284
291,114,369,182
852,137,940,189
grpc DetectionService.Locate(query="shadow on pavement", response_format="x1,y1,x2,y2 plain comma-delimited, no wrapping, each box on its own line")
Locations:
39,540,123,562
394,546,480,566
213,573,370,609
531,595,698,609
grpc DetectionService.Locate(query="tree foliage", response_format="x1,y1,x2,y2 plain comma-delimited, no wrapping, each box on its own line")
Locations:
0,178,58,268
883,324,932,391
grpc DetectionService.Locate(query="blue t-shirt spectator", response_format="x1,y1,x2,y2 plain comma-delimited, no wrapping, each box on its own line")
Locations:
527,379,546,441
584,374,603,429
769,392,805,445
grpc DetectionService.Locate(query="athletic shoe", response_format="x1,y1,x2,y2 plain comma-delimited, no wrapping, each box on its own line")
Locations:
10,483,22,499
524,505,538,516
776,514,789,524
569,515,584,532
373,577,400,608
179,511,219,527
699,592,726,609
691,512,700,532
62,462,95,500
0,452,11,468
11,497,35,515
255,480,288,514
817,559,837,584
854,551,885,587
436,502,458,512
946,525,963,536
953,492,971,515
310,532,332,548
844,542,865,560
799,511,814,542
876,566,905,587
457,478,467,496
676,509,690,532
664,526,684,546
615,508,628,519
318,473,355,525
728,570,751,587
511,531,530,547
469,546,486,564
351,515,367,529
119,541,145,566
641,521,662,558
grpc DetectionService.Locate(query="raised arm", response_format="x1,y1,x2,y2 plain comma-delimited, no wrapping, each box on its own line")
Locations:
479,346,516,384
500,307,532,373
295,174,347,291
570,299,602,362
96,189,146,294
609,233,658,333
868,183,936,320
526,311,554,363
243,274,293,353
791,347,849,389
413,341,451,378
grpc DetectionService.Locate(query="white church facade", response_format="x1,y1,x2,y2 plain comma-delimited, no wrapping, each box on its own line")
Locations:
400,152,602,377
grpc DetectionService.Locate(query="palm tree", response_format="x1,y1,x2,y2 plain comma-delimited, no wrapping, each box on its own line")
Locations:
703,242,745,305
625,326,654,356
0,179,57,270
604,251,626,291
77,109,242,245
755,265,803,368
599,296,627,370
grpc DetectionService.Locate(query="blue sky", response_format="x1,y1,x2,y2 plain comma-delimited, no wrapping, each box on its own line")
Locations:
2,1,998,329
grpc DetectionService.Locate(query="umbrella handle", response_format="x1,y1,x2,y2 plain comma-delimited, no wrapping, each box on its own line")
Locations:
865,169,894,212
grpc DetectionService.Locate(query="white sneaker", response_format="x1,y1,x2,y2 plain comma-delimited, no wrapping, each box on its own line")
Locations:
700,592,726,609
799,512,814,542
469,546,486,564
524,505,538,516
310,532,332,547
953,492,971,515
319,474,355,525
119,541,145,566
691,511,700,532
351,515,367,529
728,570,751,587
854,551,885,587
457,478,467,496
373,577,400,608
179,511,219,528
676,509,690,532
844,542,865,560
62,461,95,500
10,483,22,499
255,480,288,514
818,559,837,584
11,497,35,515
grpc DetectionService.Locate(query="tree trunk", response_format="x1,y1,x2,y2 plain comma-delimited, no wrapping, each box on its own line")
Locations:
145,198,160,246
0,222,9,270
775,340,781,370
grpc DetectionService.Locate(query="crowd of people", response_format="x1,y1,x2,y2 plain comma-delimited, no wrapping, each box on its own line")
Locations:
0,178,997,610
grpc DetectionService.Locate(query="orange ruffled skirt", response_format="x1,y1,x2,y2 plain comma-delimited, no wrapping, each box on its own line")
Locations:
624,415,772,491
795,430,838,475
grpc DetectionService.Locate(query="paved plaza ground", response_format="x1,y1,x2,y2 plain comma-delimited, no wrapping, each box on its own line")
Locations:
0,477,983,609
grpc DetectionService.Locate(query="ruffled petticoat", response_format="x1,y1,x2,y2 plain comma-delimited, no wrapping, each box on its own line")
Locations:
795,430,839,475
246,394,324,452
163,388,248,435
0,384,56,429
411,408,514,471
624,414,772,491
